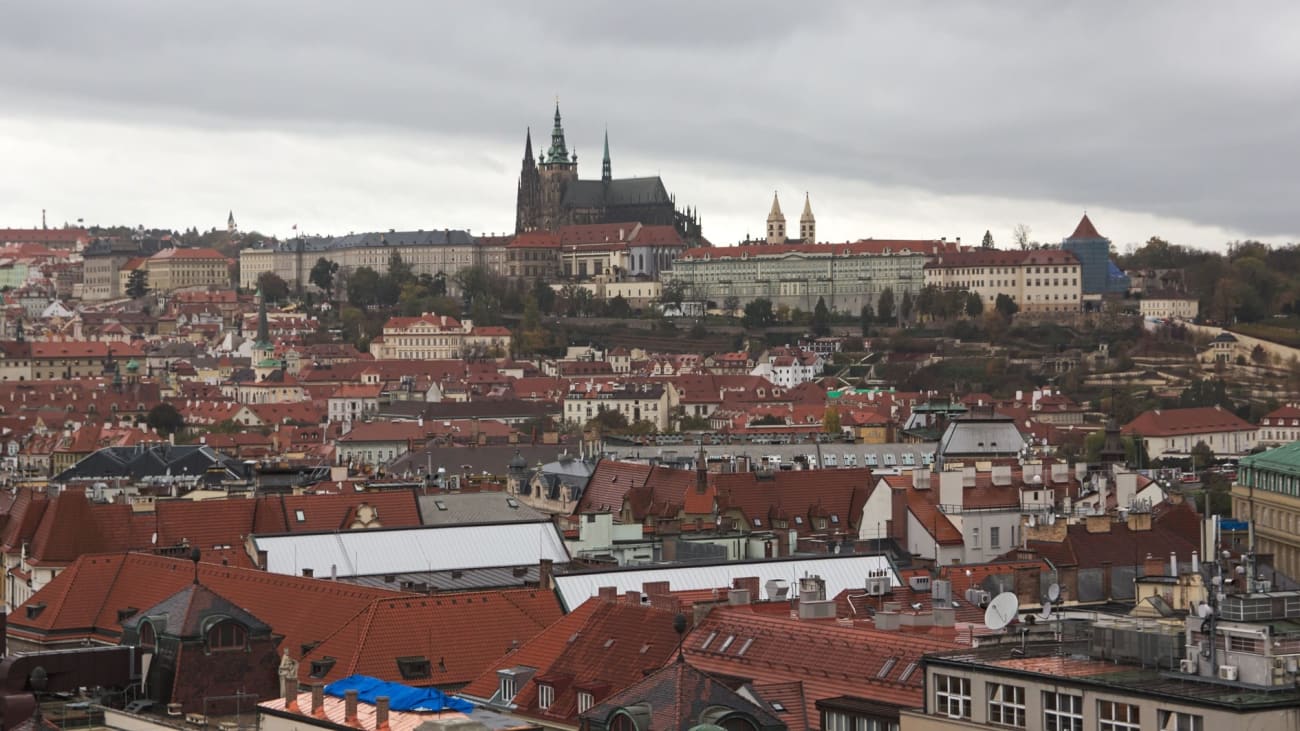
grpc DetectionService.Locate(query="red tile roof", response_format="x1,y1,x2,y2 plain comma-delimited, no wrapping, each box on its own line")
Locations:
1122,406,1256,438
924,248,1079,269
681,239,957,260
299,587,563,686
1068,213,1103,240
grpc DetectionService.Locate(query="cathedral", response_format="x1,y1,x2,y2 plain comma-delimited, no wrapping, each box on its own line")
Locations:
515,103,702,239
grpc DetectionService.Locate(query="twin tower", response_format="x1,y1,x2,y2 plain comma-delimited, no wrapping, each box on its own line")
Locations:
764,192,816,245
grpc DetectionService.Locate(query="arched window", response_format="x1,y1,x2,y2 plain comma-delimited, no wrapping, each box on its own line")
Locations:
610,713,638,731
206,620,246,652
139,621,156,652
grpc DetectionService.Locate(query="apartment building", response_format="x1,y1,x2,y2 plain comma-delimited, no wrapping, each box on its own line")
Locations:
923,248,1083,314
145,247,231,292
664,239,961,313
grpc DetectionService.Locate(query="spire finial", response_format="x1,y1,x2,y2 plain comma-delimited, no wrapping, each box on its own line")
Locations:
602,127,612,183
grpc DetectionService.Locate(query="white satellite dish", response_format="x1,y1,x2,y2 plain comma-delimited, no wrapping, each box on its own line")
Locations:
1197,602,1214,619
984,591,1020,631
1047,583,1061,602
1039,600,1054,620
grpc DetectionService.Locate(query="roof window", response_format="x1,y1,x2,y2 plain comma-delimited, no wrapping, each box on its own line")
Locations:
295,509,306,522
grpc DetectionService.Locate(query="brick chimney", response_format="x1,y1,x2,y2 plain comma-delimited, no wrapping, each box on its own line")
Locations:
1084,514,1111,534
344,690,359,727
538,558,554,590
311,684,325,719
375,696,390,731
598,586,619,602
624,590,641,604
283,677,300,713
731,576,761,599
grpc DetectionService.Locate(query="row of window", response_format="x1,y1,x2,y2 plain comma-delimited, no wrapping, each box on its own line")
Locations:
935,675,1203,730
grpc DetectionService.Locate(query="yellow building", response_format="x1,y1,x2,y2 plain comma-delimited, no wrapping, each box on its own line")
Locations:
146,247,230,292
923,248,1083,314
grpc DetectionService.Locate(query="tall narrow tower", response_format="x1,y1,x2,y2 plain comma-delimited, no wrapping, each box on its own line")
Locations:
227,210,237,233
515,128,543,233
799,193,815,243
765,192,787,245
602,129,612,184
538,101,579,230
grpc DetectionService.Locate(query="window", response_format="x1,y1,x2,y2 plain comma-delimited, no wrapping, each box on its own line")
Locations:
934,674,971,719
990,526,1001,549
295,509,306,522
987,683,1025,727
577,691,593,714
971,527,981,549
700,631,718,650
1099,700,1140,731
1042,692,1082,731
206,620,246,651
1158,711,1203,731
139,621,156,652
537,684,554,710
500,675,517,702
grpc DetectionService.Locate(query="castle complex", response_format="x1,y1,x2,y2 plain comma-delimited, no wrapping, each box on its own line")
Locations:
514,104,701,240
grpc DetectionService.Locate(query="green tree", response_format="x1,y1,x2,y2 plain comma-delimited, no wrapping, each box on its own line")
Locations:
900,290,914,323
877,287,895,324
387,251,414,286
916,285,940,320
659,279,688,314
981,230,995,249
1190,440,1215,471
347,267,381,308
309,258,338,297
811,296,831,336
994,293,1019,319
607,295,632,319
965,291,984,318
125,269,150,299
859,303,875,336
742,298,775,329
586,408,630,433
146,402,185,437
257,272,290,304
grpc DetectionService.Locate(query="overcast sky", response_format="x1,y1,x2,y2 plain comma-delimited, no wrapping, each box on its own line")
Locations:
1,2,1297,252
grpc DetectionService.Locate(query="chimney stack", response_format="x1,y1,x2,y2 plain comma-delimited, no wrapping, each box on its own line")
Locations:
344,690,359,726
311,684,325,718
375,696,390,731
283,677,300,712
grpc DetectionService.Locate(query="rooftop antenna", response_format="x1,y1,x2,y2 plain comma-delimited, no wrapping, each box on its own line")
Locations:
190,546,202,584
983,591,1018,632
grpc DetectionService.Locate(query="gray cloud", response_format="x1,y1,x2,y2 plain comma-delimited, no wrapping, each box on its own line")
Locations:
1,1,1297,242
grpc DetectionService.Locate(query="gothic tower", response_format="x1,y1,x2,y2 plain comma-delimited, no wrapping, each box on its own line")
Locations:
602,129,612,183
515,128,543,233
538,102,579,231
799,192,815,243
766,192,787,245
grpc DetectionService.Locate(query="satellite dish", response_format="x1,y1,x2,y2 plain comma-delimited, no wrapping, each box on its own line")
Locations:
1197,602,1214,619
1047,583,1061,602
1039,600,1054,620
984,592,1019,631
150,532,157,545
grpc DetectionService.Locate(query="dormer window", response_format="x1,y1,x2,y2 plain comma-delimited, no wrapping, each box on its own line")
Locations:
139,620,156,652
500,675,517,703
577,691,594,714
206,619,246,652
537,684,554,710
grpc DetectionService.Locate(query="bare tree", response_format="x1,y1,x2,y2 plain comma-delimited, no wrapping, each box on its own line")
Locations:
1013,223,1033,250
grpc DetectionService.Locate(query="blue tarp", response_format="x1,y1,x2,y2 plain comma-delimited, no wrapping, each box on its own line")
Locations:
324,674,474,714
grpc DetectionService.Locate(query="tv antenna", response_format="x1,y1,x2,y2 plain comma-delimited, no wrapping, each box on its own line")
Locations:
984,591,1019,631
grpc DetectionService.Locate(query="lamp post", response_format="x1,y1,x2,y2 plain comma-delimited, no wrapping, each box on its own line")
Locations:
29,665,47,728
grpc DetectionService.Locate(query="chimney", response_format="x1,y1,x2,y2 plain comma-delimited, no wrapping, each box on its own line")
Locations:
1084,514,1111,534
1170,552,1178,577
1143,554,1165,577
939,470,962,507
538,558,554,590
598,586,619,602
1192,551,1200,573
874,611,901,631
311,684,325,718
731,576,760,599
344,690,359,727
283,677,300,713
913,468,931,490
624,590,641,604
728,588,751,605
375,696,390,731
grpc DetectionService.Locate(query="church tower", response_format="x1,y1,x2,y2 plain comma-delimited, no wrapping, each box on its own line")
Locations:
515,128,543,233
227,210,237,234
602,129,612,183
766,192,787,245
799,192,815,243
538,102,579,230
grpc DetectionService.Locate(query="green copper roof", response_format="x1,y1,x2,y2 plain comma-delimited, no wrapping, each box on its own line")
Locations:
546,101,570,164
258,357,281,368
125,359,140,371
1241,442,1300,477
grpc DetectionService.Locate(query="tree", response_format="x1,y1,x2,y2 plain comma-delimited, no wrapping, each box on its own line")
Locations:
1190,440,1215,471
347,267,381,308
877,288,895,324
859,303,875,336
146,402,185,437
586,408,629,433
994,293,1019,319
659,279,688,314
823,406,842,434
309,258,338,298
981,230,995,249
723,295,741,317
916,285,940,320
742,298,776,329
811,296,831,336
606,295,633,319
900,290,914,323
125,269,150,299
1251,344,1269,364
1013,223,1033,250
386,251,414,286
257,272,290,304
965,291,984,318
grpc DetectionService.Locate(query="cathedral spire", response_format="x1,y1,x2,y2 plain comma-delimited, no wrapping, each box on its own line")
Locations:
766,191,787,245
799,192,815,243
523,126,534,162
547,100,570,164
602,128,611,183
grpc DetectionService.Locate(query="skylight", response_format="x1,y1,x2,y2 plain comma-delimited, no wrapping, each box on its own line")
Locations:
737,638,754,656
434,500,447,511
899,661,918,683
877,657,897,679
771,702,786,712
700,631,718,650
294,509,305,522
718,635,735,652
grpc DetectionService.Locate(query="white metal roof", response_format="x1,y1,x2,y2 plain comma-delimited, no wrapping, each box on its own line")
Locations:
251,523,570,578
553,554,899,611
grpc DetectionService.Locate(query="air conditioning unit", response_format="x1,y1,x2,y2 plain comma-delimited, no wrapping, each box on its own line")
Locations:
1218,665,1239,681
866,577,891,596
1258,581,1273,593
1179,659,1197,674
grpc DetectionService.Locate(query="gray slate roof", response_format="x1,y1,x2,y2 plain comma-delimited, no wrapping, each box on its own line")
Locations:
562,177,671,209
417,491,548,526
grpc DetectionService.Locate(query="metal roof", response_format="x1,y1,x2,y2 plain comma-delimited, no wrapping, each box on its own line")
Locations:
553,554,899,612
251,522,570,578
